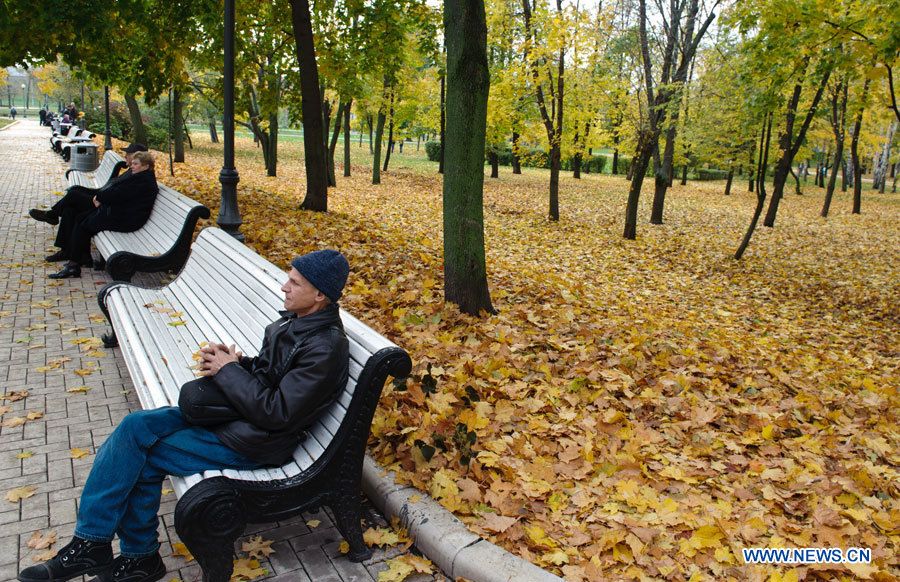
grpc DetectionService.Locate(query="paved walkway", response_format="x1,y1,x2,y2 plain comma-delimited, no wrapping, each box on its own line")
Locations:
0,120,445,582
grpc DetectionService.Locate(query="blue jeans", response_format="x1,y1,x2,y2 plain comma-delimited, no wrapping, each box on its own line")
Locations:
74,407,261,557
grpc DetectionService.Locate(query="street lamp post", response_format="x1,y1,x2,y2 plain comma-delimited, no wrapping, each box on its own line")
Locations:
217,0,243,241
104,86,112,150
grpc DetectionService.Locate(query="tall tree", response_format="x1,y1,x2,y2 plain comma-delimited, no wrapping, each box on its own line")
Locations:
821,78,848,217
289,0,329,211
623,0,718,239
521,0,566,221
443,0,494,315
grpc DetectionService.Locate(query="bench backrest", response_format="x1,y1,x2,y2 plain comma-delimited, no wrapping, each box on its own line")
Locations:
104,227,407,485
92,183,207,257
67,150,125,188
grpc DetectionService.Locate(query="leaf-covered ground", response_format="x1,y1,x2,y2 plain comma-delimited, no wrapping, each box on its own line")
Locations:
138,136,896,580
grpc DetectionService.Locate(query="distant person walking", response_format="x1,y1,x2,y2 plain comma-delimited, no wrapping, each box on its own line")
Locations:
39,107,47,125
9,107,16,119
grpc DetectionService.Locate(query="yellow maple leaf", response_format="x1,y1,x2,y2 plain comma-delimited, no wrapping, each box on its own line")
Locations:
73,368,94,377
172,542,194,562
306,519,321,528
16,451,34,459
363,527,401,548
679,525,723,557
26,411,44,420
0,405,11,416
69,448,90,459
3,389,29,401
230,557,267,581
66,386,91,394
3,416,26,428
338,541,350,554
377,557,415,582
6,485,37,502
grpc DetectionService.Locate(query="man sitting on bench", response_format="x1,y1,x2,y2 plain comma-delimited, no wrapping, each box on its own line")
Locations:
18,250,350,582
28,143,147,263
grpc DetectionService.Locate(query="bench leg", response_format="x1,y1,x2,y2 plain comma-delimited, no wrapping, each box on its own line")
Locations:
175,480,246,582
331,495,372,562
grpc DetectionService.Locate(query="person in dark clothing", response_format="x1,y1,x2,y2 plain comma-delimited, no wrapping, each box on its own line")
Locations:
9,107,17,119
29,144,148,258
49,151,159,279
39,107,47,125
17,250,351,582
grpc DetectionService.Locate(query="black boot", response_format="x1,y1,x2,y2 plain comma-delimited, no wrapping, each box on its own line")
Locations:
49,262,81,279
17,536,113,582
29,209,59,225
90,553,165,582
45,250,68,262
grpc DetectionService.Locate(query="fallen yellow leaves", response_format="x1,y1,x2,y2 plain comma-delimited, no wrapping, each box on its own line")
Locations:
306,519,320,529
133,134,899,579
6,485,36,502
16,451,34,459
3,389,29,401
35,357,72,373
172,542,194,562
27,530,57,550
230,558,267,581
66,386,92,394
69,448,90,459
377,554,434,582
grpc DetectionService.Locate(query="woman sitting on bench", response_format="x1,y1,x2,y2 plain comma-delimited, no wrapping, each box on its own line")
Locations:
49,151,159,279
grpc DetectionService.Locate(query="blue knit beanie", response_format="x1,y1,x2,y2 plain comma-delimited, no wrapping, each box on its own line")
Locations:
291,250,349,303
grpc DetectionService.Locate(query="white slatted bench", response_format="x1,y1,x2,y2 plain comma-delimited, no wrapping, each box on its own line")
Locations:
50,127,86,154
97,227,411,581
65,149,126,187
92,183,211,281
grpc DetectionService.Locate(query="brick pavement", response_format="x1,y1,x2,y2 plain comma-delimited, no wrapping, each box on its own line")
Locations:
0,120,446,582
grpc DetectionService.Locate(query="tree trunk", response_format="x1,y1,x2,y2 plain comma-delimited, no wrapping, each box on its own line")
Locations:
209,118,219,143
173,88,185,162
822,81,848,217
680,164,688,185
511,131,522,174
289,0,329,211
763,67,831,227
724,165,734,196
624,132,655,239
736,114,773,260
367,114,373,153
748,148,755,192
327,100,343,186
873,122,897,194
650,122,677,224
343,98,352,177
840,157,848,192
371,80,389,185
439,65,446,174
790,166,802,195
322,99,333,185
124,94,148,145
382,95,395,173
442,0,494,315
572,153,582,179
488,149,499,178
267,112,279,176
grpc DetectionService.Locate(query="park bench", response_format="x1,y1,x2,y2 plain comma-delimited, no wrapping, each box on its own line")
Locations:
50,127,87,154
65,149,126,186
91,183,211,281
97,226,411,581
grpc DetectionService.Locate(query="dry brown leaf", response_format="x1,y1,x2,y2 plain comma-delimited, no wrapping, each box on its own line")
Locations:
6,485,37,502
27,530,57,550
241,536,275,559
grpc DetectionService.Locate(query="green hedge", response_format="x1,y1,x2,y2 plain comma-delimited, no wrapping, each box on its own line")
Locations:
425,141,441,162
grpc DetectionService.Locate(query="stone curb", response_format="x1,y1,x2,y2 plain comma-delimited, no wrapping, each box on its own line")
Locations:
362,455,564,582
0,119,20,131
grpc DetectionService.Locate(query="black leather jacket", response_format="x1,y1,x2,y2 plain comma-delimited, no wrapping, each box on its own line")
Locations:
211,303,349,465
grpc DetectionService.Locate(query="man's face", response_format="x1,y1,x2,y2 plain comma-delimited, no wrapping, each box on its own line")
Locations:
125,152,134,165
281,267,325,315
